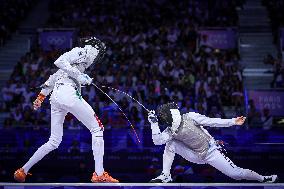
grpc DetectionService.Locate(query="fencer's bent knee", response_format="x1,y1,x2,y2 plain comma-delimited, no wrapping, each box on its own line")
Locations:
45,136,62,150
91,128,104,136
89,120,103,134
165,141,176,153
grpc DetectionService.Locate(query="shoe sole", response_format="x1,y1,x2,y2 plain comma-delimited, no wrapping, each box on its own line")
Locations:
14,176,25,182
91,179,119,183
149,179,172,183
14,173,25,183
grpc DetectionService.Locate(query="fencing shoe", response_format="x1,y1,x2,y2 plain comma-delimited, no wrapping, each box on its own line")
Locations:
150,172,173,183
14,168,31,182
263,175,278,183
91,171,119,183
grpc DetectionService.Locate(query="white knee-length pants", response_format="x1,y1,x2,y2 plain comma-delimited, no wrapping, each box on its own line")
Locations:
163,139,263,181
23,84,104,175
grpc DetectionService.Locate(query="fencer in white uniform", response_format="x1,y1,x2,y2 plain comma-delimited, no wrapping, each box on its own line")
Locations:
148,103,278,183
14,37,118,183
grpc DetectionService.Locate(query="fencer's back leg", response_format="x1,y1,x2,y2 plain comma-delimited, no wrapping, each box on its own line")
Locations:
22,106,67,175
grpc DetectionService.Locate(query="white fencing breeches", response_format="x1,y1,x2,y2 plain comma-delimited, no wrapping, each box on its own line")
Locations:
23,84,104,175
162,140,264,182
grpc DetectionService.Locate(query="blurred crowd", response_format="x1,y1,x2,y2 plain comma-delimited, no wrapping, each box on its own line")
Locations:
263,53,284,88
47,0,239,30
247,99,273,130
0,0,35,46
1,0,246,129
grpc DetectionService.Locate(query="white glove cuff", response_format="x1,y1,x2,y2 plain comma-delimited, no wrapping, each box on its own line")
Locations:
151,123,160,135
231,118,236,126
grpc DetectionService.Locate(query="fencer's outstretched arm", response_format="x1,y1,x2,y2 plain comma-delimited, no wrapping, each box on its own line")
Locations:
186,112,245,127
148,111,172,145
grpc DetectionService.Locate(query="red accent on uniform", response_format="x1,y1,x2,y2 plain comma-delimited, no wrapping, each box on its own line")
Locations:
95,115,104,128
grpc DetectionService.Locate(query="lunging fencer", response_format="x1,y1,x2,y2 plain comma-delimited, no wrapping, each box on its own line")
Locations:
148,103,278,183
14,37,119,183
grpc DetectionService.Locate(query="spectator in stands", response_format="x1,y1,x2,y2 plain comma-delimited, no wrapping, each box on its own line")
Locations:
1,82,14,111
12,106,23,125
181,100,195,114
231,82,244,107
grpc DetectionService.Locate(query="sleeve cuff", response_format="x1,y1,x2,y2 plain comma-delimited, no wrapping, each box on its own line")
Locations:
40,88,50,97
231,118,236,126
150,123,161,135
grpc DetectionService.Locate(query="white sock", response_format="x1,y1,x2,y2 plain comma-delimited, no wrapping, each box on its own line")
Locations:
95,155,104,176
92,131,104,176
162,147,175,175
242,169,264,182
22,141,57,174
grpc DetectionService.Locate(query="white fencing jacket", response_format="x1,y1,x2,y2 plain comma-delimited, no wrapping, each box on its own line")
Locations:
151,112,236,158
40,45,98,96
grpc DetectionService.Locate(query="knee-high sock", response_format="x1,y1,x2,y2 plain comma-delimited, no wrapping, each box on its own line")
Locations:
162,145,175,175
92,130,104,176
22,139,60,174
241,169,264,182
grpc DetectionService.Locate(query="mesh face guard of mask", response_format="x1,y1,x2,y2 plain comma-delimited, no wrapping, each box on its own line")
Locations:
157,102,181,132
80,36,106,65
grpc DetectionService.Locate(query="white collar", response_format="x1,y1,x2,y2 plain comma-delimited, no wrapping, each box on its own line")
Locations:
84,45,98,67
170,109,181,132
